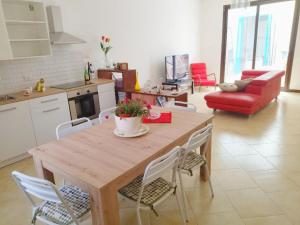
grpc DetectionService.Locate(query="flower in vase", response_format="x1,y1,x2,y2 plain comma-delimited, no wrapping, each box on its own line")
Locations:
115,99,150,118
100,35,112,55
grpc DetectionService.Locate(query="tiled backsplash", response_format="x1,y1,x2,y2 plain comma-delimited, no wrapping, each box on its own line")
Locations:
0,46,85,95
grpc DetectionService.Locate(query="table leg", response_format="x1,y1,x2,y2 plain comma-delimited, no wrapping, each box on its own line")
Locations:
89,185,120,225
33,156,55,183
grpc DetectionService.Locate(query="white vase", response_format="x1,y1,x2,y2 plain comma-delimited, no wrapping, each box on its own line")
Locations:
104,53,111,68
115,116,142,134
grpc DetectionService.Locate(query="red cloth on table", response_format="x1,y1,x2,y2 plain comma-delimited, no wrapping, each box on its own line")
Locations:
142,112,172,123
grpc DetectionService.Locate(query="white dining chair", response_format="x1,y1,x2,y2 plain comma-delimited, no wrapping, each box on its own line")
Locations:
98,107,116,124
12,171,90,225
56,117,92,140
177,124,214,222
118,146,187,225
164,101,197,112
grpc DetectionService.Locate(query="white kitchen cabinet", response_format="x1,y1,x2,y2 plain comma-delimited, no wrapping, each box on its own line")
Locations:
0,0,51,60
97,82,116,111
0,101,36,166
30,93,70,145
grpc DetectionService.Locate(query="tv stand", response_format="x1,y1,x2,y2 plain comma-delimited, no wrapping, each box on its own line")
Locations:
162,79,194,94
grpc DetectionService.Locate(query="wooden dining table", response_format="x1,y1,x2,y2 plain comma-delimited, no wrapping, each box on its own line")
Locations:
29,107,213,225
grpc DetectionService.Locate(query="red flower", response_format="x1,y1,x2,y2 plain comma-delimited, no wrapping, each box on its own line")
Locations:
124,97,129,104
146,104,152,110
105,115,109,120
101,36,105,41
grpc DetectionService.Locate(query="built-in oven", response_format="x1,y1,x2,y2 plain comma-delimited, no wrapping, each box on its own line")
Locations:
67,86,100,123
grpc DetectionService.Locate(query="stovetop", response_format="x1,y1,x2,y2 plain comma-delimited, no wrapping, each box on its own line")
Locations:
52,81,87,90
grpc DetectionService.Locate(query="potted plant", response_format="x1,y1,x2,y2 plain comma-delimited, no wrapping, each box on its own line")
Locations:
100,35,112,68
115,99,150,134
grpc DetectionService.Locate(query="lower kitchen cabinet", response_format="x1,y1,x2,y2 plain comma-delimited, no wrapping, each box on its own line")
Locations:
30,93,70,145
0,101,36,166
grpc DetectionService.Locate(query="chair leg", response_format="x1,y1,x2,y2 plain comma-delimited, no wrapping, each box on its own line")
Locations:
205,163,214,198
147,210,151,225
178,170,189,222
136,207,143,225
175,185,187,225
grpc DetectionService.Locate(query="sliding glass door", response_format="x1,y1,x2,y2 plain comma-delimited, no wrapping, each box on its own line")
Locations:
225,6,257,83
221,0,297,89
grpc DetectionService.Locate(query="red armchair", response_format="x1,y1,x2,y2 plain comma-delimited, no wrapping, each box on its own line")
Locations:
190,63,217,89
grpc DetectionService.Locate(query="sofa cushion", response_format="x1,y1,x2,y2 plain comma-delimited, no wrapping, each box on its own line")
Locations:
219,83,238,92
235,78,253,91
204,91,260,108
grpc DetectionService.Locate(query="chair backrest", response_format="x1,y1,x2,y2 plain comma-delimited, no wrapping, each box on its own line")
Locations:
164,101,197,112
12,171,63,207
190,63,207,79
143,146,181,185
56,117,92,140
99,107,116,124
183,124,213,159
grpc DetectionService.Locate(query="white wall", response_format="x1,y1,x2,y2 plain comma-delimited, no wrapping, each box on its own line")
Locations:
198,0,231,82
0,0,202,94
290,22,300,90
56,0,202,84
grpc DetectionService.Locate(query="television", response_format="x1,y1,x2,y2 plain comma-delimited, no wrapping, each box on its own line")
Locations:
165,54,189,81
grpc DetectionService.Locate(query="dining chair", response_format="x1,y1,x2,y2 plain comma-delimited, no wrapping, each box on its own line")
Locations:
12,171,90,225
118,146,187,225
164,101,197,112
98,107,116,124
177,124,214,222
56,117,92,140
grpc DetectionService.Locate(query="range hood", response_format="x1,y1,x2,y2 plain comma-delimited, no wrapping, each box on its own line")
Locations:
46,6,85,45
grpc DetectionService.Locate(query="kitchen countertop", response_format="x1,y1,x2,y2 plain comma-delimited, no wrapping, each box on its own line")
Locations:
64,79,114,91
0,79,114,106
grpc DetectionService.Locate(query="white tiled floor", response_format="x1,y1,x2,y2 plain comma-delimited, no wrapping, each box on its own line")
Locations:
1,89,300,225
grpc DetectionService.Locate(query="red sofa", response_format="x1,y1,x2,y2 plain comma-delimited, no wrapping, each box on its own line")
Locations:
204,70,285,115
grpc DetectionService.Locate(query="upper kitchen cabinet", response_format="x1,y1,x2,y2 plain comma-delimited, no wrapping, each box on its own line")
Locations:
0,0,12,60
0,0,51,60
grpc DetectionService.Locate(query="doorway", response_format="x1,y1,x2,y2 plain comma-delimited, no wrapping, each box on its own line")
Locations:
220,0,299,90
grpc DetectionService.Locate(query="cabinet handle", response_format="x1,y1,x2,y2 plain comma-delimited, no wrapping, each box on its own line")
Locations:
41,98,58,104
0,107,16,113
43,107,60,113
